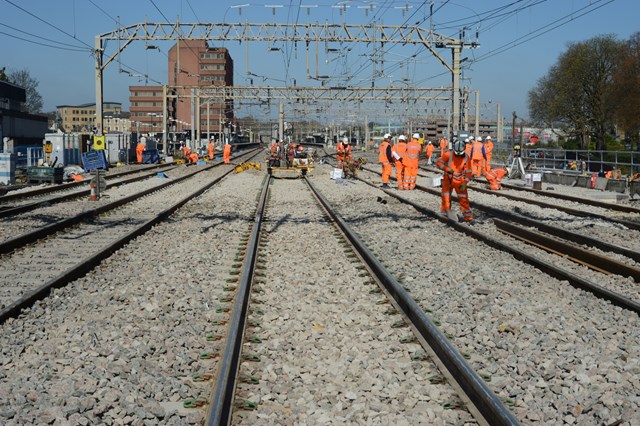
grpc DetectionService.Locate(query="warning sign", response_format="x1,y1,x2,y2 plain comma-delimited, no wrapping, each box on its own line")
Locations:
93,135,105,151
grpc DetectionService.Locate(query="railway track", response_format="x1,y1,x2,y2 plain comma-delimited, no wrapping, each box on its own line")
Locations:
0,154,636,424
354,163,640,312
0,149,260,321
210,175,517,425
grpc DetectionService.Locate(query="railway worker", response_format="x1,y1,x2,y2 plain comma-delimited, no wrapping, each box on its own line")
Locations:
439,137,448,158
378,133,395,189
336,137,347,168
181,144,191,159
208,138,215,160
393,134,408,189
136,136,146,164
223,140,232,164
469,136,487,178
188,150,199,164
343,138,353,163
465,137,472,157
403,133,422,190
436,138,474,222
485,167,508,190
425,140,435,165
484,136,494,172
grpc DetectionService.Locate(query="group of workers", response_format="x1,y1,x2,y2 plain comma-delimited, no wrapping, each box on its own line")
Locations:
268,139,308,167
135,137,232,165
379,133,507,223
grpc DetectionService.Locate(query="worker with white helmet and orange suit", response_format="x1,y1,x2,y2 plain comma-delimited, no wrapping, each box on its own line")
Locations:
436,138,474,222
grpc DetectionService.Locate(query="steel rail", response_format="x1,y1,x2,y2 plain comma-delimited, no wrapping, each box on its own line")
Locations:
354,176,640,314
0,150,260,255
206,175,270,425
418,166,640,229
500,182,640,215
0,163,174,203
304,177,520,426
492,218,640,283
0,165,180,218
0,164,241,324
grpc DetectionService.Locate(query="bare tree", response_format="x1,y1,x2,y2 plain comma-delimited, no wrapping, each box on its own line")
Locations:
8,68,43,114
0,67,8,82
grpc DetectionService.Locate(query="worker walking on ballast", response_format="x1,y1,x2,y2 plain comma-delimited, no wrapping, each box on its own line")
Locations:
436,138,474,222
393,135,408,189
403,133,422,190
223,140,232,164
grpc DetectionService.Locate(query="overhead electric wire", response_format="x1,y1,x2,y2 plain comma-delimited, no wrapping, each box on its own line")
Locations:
0,21,92,51
2,0,93,50
470,0,615,64
0,30,90,52
88,0,118,24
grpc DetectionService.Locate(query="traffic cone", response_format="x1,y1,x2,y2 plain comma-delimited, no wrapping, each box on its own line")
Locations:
90,182,97,200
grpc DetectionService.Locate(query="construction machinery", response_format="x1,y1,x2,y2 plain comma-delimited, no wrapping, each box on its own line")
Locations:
267,142,314,177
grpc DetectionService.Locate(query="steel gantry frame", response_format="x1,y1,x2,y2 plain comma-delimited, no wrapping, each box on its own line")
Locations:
94,21,478,142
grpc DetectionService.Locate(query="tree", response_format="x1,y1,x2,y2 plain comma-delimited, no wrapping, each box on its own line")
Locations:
528,35,624,150
8,68,43,114
0,67,8,82
612,32,640,146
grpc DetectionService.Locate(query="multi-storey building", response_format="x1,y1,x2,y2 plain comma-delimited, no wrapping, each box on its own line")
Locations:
167,40,234,140
128,41,234,141
57,102,123,133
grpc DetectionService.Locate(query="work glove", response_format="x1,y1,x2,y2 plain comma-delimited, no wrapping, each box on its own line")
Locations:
446,168,454,175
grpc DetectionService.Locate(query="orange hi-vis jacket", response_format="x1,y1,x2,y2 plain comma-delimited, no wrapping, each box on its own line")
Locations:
484,139,494,162
436,151,472,182
470,141,486,160
208,141,215,159
223,143,231,163
404,139,421,168
425,143,434,158
393,141,407,163
379,141,393,164
439,138,448,157
136,142,146,163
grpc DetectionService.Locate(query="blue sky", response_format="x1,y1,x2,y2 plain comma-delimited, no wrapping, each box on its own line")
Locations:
0,0,637,123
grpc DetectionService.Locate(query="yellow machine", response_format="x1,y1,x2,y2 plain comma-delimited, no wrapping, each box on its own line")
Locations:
267,143,315,177
342,157,367,179
234,162,262,173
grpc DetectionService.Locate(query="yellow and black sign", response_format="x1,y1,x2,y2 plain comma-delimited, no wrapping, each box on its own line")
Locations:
93,135,106,151
43,141,53,154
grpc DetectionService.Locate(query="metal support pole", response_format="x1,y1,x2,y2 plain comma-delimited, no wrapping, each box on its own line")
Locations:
162,85,167,155
94,36,104,135
474,90,480,137
195,93,201,144
279,102,284,141
497,103,501,143
451,46,461,135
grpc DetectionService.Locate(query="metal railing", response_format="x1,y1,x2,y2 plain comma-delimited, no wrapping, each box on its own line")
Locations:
518,148,640,174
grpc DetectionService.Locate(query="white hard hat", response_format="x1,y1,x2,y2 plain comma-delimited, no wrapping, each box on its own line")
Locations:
383,133,391,139
343,137,349,143
464,138,469,143
398,135,407,141
452,139,466,155
476,136,482,141
486,136,492,140
412,133,420,140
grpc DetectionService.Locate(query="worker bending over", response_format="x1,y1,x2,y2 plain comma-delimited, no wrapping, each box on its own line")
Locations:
485,167,508,190
436,139,474,222
393,135,408,189
403,133,422,190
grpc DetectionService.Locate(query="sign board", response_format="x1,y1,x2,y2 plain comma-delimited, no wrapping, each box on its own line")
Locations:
93,135,106,151
81,150,107,172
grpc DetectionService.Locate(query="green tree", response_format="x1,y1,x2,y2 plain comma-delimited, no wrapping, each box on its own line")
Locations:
0,67,8,81
8,68,43,114
528,35,623,150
